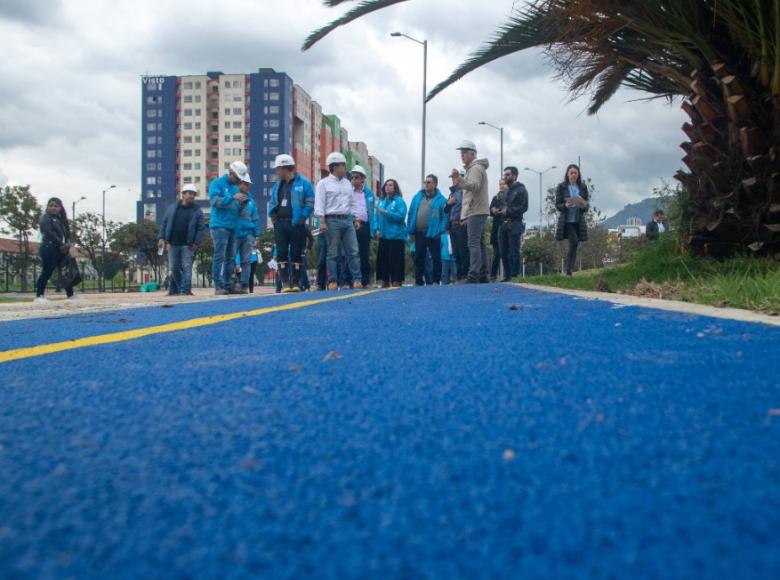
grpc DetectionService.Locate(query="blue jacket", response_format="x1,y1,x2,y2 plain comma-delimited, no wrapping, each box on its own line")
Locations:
208,174,241,230
235,248,258,265
359,186,375,227
441,233,454,260
407,189,448,237
158,202,205,246
268,173,315,224
236,198,260,239
375,196,407,240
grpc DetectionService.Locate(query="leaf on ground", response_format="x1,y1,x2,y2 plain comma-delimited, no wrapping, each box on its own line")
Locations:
242,386,259,395
502,449,517,462
288,365,302,372
323,351,342,361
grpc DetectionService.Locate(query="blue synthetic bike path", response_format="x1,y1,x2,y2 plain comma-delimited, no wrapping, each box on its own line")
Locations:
0,285,778,579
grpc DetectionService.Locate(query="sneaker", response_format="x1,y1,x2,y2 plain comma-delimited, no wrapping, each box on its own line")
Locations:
281,287,293,294
327,282,338,291
67,292,81,299
391,282,402,288
353,282,365,289
215,288,229,295
34,296,49,303
290,286,301,293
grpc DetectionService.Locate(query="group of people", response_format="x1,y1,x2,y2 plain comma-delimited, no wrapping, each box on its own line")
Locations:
30,144,592,301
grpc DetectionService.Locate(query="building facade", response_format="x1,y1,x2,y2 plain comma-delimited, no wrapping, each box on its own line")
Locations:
139,69,380,231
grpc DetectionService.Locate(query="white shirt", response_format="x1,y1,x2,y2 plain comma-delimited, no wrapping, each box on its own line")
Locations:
314,174,356,217
657,221,666,233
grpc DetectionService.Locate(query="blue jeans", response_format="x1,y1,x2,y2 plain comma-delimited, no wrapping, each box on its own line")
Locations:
168,245,195,294
325,218,361,285
508,222,524,278
211,227,236,290
441,259,457,284
237,236,255,287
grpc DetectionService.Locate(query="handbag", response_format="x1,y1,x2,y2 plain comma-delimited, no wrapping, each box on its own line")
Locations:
58,256,82,288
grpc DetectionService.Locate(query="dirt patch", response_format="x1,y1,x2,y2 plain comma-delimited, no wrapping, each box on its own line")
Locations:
619,278,686,300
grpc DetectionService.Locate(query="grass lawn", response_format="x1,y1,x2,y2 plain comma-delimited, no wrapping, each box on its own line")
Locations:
520,236,780,315
0,296,34,304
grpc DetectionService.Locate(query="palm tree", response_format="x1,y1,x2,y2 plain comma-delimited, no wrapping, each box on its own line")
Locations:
303,0,780,257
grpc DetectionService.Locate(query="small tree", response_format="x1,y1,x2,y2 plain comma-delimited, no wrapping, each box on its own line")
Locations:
113,221,164,283
0,185,42,291
71,211,118,290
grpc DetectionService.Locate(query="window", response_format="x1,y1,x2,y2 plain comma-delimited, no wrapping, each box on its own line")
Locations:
147,150,156,158
195,122,202,130
184,109,192,116
210,138,218,146
194,149,201,156
269,133,279,142
232,135,242,142
224,135,230,143
194,109,201,116
269,78,280,87
146,96,159,104
223,162,230,170
146,176,157,185
232,121,242,129
146,109,158,118
183,81,193,89
233,95,242,102
183,176,192,184
194,162,202,170
210,152,218,160
183,163,192,170
224,121,230,129
194,135,201,143
183,95,193,103
146,162,157,171
269,119,280,128
183,122,192,130
224,148,231,156
194,176,201,183
224,107,231,116
224,80,231,88
146,136,156,145
269,106,280,114
269,92,279,101
232,148,242,156
194,95,201,103
195,81,202,89
146,123,157,131
234,80,242,89
184,149,192,157
232,107,242,115
184,136,193,143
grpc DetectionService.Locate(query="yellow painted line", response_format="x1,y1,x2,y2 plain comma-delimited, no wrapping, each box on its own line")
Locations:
0,290,380,364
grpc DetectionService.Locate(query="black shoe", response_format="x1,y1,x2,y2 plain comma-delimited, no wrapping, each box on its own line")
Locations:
479,278,489,284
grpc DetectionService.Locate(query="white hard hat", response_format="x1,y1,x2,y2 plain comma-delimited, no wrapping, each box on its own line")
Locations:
228,160,250,182
181,184,198,194
273,154,296,168
326,151,347,166
456,140,477,152
351,165,366,177
240,173,252,184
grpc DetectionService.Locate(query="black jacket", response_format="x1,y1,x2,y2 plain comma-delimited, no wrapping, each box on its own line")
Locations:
505,181,529,221
159,202,205,246
39,214,69,246
554,182,589,242
646,220,664,240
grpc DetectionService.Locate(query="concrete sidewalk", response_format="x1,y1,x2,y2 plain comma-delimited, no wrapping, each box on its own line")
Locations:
0,286,277,321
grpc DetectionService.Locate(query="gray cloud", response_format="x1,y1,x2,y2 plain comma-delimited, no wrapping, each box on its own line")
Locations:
0,0,63,27
0,0,688,225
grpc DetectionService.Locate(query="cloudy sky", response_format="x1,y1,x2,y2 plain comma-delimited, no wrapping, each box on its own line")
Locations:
0,0,685,226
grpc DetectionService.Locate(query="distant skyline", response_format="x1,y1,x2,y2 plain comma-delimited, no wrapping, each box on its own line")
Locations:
0,0,685,226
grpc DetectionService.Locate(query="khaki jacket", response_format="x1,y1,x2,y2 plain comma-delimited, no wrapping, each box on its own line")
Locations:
460,158,490,218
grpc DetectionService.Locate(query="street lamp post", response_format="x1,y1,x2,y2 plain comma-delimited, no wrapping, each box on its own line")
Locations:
101,184,116,291
478,121,503,181
523,166,557,237
391,32,427,185
71,196,87,220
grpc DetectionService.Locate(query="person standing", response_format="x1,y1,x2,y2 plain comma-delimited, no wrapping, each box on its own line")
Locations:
208,160,248,294
158,184,205,296
374,178,407,288
501,166,529,280
407,174,448,286
555,164,590,276
450,140,489,283
234,178,260,293
440,232,457,285
646,210,667,240
314,152,363,290
346,165,374,288
268,154,315,292
489,179,508,282
35,197,74,302
445,171,469,283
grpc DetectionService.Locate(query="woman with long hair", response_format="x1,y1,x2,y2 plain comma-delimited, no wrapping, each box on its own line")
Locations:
374,179,407,288
554,164,589,276
36,197,75,301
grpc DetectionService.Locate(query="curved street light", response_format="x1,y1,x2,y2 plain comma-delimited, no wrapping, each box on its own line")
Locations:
523,166,556,237
101,184,117,291
391,31,427,186
478,121,503,181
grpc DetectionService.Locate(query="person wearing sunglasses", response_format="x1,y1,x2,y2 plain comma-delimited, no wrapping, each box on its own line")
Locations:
407,174,448,286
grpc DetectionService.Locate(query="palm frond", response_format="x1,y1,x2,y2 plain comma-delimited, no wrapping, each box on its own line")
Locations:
302,0,409,51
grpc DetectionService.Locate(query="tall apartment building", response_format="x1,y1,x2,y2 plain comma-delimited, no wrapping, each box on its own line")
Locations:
138,68,381,230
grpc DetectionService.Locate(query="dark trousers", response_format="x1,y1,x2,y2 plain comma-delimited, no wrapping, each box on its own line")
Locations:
274,220,305,286
317,234,328,290
490,241,502,280
449,221,469,280
414,232,441,285
36,244,72,297
565,223,579,273
346,220,371,286
249,262,257,293
377,238,405,285
498,227,511,280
